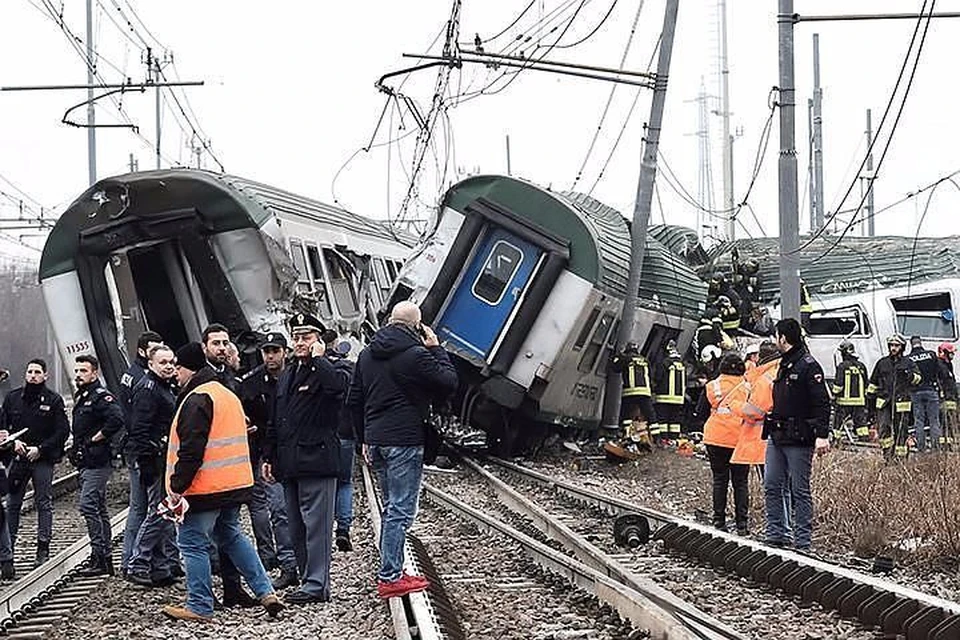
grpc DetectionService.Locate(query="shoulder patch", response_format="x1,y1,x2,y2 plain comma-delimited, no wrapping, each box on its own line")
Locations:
120,373,134,387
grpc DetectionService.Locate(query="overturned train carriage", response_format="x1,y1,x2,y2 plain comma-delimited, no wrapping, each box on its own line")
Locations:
40,169,412,391
386,174,706,442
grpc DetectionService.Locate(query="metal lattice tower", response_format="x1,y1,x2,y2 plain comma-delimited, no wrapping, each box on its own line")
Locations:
691,79,718,244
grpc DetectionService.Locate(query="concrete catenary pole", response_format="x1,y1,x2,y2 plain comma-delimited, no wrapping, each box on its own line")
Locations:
811,33,825,231
778,0,801,320
864,108,875,236
719,0,735,240
807,97,815,231
601,0,681,429
85,0,96,184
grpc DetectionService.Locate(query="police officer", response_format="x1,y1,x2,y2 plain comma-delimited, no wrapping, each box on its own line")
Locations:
937,343,958,450
239,332,299,590
123,345,180,585
262,312,347,605
867,335,921,460
70,354,124,577
799,279,813,331
612,343,661,442
908,336,941,452
322,329,356,553
118,331,164,422
1,358,69,567
763,318,830,551
654,340,686,440
830,341,870,444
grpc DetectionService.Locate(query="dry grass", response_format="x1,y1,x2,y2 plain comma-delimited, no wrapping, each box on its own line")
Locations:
812,451,960,567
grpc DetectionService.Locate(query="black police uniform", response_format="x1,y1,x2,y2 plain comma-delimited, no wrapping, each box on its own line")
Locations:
0,382,69,561
908,344,942,450
116,356,150,460
71,381,124,574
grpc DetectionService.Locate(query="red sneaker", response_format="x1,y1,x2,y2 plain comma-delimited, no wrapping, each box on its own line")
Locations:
377,573,431,599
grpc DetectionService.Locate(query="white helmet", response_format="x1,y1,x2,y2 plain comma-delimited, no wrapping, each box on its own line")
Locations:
744,343,760,357
701,344,722,363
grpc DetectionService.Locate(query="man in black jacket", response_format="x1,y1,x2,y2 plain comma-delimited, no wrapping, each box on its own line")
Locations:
123,345,179,585
240,332,298,590
161,342,282,622
347,301,457,600
71,355,124,577
323,329,356,553
1,358,69,567
908,336,942,452
763,318,831,551
262,313,347,605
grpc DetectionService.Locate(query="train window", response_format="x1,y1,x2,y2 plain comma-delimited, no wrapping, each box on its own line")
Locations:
595,319,620,375
891,292,956,339
372,257,392,294
807,306,870,337
323,248,359,316
472,240,523,305
573,308,601,351
579,313,614,373
385,260,399,280
289,241,311,293
305,245,333,317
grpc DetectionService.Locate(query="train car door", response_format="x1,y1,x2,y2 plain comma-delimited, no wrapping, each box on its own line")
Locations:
437,227,541,361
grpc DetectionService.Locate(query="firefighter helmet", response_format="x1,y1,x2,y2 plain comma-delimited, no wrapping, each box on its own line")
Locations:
886,334,907,347
838,340,856,355
938,342,956,356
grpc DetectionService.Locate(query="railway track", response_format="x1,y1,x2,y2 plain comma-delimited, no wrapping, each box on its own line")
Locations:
480,455,960,640
0,469,129,638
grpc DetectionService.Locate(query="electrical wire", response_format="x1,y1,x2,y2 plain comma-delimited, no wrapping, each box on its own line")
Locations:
553,0,619,49
476,0,538,45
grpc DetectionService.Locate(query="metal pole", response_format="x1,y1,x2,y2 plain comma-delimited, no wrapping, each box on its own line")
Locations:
506,134,512,176
779,0,801,320
811,33,825,231
719,0,735,240
154,58,162,170
865,108,875,236
85,0,96,184
807,97,815,231
601,0,681,429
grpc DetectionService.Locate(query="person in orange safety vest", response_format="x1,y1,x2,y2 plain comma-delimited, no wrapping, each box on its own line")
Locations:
699,354,749,534
733,341,781,469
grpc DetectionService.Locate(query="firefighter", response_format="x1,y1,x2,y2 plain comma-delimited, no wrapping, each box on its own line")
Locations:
937,343,957,450
693,314,720,360
831,341,870,444
867,335,921,460
611,344,659,444
654,341,686,441
718,296,741,334
799,279,813,332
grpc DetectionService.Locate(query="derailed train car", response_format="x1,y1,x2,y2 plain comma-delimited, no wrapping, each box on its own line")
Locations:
39,169,412,391
384,174,706,449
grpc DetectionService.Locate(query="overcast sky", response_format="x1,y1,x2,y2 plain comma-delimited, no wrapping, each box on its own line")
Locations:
2,0,959,260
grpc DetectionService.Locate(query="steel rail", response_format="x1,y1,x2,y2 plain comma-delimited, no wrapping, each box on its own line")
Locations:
458,457,744,640
422,481,707,639
483,456,960,640
360,462,451,640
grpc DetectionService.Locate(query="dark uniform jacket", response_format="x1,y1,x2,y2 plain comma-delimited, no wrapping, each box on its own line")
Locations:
264,354,347,481
239,364,281,463
765,345,831,445
833,358,869,406
168,367,252,511
938,359,958,402
654,353,685,404
125,370,176,467
908,346,940,392
119,357,149,420
71,382,124,469
346,324,457,447
0,383,70,463
868,355,920,405
326,352,356,441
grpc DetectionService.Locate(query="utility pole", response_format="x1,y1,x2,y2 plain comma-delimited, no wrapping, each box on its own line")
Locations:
718,0,735,240
778,0,801,320
811,33,825,231
85,0,96,184
128,153,139,173
863,108,875,236
505,134,512,176
807,97,815,231
601,0,680,430
147,48,164,170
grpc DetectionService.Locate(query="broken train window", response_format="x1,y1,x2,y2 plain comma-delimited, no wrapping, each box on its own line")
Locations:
891,292,957,340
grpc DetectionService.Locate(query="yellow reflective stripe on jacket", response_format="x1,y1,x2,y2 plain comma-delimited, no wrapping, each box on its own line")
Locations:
866,383,879,395
943,400,958,411
623,358,651,396
895,401,912,413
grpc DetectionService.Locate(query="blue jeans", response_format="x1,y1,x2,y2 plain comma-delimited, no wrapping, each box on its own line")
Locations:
122,461,148,571
764,441,814,548
78,467,113,558
369,445,423,583
912,389,941,451
128,474,178,579
178,506,273,616
336,439,355,535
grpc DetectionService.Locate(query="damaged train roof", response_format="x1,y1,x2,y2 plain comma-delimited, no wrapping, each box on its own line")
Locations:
705,234,960,302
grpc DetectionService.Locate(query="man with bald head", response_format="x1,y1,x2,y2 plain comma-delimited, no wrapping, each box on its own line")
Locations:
347,301,457,599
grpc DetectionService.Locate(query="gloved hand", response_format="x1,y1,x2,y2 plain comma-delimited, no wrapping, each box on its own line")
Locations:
158,494,189,524
138,456,158,487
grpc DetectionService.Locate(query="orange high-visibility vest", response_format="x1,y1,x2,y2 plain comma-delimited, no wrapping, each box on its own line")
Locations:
731,360,779,465
703,374,746,449
165,381,254,497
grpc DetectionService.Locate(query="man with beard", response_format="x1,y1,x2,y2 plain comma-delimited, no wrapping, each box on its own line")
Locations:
1,359,69,568
867,335,921,460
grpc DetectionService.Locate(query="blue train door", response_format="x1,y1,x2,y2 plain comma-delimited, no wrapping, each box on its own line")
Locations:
436,227,541,361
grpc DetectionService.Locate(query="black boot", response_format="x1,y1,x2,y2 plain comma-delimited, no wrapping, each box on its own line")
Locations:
271,568,300,591
34,542,50,568
1,560,15,581
336,530,353,552
221,576,259,608
76,554,109,578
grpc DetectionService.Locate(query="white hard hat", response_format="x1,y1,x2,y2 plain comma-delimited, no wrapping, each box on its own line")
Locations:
701,345,722,363
744,343,760,356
